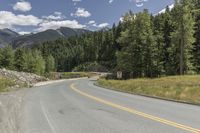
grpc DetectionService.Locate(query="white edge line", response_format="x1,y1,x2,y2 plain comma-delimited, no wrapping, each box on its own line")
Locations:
40,101,57,133
34,77,88,87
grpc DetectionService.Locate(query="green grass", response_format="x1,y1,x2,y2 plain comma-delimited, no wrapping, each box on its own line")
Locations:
98,75,200,104
0,77,16,92
0,76,27,92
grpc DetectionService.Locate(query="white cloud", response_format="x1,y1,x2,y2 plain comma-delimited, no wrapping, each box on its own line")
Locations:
97,23,109,28
72,0,82,6
92,23,97,27
129,0,148,7
119,17,124,22
54,12,62,16
71,8,91,18
136,3,144,7
88,21,109,28
88,20,96,24
0,9,86,33
18,31,31,35
13,1,32,12
0,11,42,29
72,0,82,2
42,12,66,20
109,0,114,4
36,20,86,32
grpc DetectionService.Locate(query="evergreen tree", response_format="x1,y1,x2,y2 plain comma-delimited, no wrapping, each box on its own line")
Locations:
23,49,35,73
14,48,26,71
171,0,195,75
32,50,45,75
45,55,55,73
0,48,2,67
193,0,200,73
0,45,14,70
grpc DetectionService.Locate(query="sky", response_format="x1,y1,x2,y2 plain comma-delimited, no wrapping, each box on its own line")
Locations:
0,0,174,34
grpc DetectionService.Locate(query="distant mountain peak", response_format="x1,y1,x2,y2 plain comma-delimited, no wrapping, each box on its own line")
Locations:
0,28,20,47
10,27,91,48
1,28,19,36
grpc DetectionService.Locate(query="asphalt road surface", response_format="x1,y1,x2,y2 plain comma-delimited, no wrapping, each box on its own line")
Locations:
20,78,200,133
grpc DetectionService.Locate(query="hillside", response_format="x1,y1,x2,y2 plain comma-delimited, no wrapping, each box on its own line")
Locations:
11,27,90,48
0,29,19,47
0,27,90,48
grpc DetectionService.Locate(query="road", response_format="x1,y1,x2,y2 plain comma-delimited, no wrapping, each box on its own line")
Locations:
20,78,200,133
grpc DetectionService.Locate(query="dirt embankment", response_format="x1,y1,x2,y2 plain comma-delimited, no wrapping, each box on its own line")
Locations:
0,69,48,133
0,68,47,88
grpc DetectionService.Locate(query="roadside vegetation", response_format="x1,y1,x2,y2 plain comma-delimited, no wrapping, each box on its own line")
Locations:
60,72,95,79
98,75,200,104
0,77,17,92
0,46,55,76
47,72,97,80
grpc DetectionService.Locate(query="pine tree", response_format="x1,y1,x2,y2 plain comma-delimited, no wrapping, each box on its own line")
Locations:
0,45,14,70
133,10,157,77
171,0,195,75
45,55,55,73
14,48,26,71
32,50,45,75
117,17,135,78
193,0,200,72
0,48,2,67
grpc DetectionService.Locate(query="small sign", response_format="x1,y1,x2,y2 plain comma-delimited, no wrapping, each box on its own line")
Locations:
117,71,122,79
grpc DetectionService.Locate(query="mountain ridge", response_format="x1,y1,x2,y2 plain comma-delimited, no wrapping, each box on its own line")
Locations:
0,27,90,48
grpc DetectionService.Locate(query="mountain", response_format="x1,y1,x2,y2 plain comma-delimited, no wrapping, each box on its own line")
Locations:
0,27,90,48
12,29,63,48
11,27,90,48
0,28,19,47
58,27,90,37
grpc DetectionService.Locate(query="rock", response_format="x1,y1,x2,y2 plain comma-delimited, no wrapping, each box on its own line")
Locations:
0,69,48,88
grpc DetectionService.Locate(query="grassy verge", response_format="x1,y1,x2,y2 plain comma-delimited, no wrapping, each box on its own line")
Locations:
98,75,200,104
0,77,17,92
0,76,27,92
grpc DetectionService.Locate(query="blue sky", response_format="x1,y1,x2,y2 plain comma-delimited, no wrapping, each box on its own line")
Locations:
0,0,174,34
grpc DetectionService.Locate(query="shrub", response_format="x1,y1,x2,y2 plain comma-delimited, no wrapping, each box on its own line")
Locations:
73,62,108,72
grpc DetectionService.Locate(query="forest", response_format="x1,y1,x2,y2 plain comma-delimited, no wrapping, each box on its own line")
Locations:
0,0,200,79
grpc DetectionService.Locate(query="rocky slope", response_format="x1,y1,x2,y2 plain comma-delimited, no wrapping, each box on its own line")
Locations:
0,68,47,88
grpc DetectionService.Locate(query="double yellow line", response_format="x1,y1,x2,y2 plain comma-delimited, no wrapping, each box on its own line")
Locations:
70,84,200,133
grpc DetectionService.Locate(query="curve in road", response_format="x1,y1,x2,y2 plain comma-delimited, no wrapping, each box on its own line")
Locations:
20,78,200,133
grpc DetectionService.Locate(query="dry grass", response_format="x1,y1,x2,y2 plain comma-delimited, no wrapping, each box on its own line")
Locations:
98,75,200,104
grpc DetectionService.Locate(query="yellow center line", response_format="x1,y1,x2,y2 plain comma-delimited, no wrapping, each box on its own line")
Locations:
70,83,200,133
